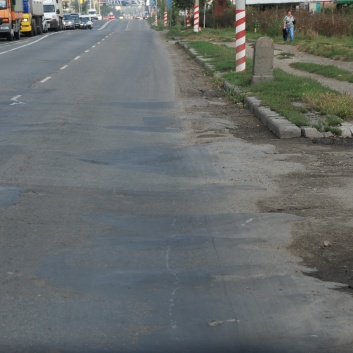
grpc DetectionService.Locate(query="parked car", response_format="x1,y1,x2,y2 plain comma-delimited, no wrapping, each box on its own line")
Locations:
62,14,75,30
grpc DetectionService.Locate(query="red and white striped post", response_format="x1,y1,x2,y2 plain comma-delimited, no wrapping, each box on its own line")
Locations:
194,0,199,33
186,9,191,27
154,0,158,26
235,0,246,72
164,11,168,26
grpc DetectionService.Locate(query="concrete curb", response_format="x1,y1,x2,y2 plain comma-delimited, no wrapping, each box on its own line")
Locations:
177,40,307,139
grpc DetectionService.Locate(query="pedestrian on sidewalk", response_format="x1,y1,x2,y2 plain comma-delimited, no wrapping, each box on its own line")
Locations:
283,10,296,42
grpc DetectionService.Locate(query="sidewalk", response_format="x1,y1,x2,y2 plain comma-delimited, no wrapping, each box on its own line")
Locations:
258,42,353,96
224,40,353,96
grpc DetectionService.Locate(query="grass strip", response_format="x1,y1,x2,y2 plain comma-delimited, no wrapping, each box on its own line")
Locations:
186,41,236,71
290,62,353,83
182,38,353,126
168,26,236,42
296,36,353,61
223,67,353,126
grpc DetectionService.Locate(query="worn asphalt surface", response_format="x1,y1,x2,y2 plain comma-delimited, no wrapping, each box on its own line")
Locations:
0,22,353,352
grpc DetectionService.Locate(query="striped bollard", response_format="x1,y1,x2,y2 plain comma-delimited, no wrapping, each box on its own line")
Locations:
194,2,199,33
235,0,246,72
164,11,167,26
186,9,191,27
154,0,158,26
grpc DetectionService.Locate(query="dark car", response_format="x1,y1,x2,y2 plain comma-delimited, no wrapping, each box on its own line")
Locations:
70,13,81,29
62,14,75,30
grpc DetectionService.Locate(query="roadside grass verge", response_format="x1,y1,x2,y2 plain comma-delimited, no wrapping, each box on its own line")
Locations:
168,26,264,43
224,68,353,126
185,41,236,71
181,39,353,130
168,26,236,42
289,62,353,83
224,68,323,126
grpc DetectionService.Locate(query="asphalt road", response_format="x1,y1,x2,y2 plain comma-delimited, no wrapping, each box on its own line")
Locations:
1,20,353,353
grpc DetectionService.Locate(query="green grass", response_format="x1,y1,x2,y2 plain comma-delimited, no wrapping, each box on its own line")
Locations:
277,52,295,60
164,26,353,130
224,67,324,126
168,26,236,42
289,62,353,83
296,36,353,61
168,26,264,43
184,40,353,126
186,41,236,71
223,66,353,126
304,91,353,121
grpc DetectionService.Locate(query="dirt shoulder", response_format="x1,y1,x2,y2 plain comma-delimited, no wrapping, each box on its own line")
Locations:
165,36,353,292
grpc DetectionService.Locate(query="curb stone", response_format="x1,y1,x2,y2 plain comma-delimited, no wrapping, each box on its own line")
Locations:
301,127,323,139
177,40,300,139
176,40,353,139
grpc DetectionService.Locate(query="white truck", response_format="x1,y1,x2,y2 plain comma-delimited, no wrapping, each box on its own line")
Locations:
21,0,44,36
88,8,101,20
87,8,97,20
43,0,63,31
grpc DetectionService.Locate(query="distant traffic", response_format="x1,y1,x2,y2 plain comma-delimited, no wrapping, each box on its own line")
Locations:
0,0,149,41
1,0,103,41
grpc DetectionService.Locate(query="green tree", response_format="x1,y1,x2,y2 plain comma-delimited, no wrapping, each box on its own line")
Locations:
173,0,194,11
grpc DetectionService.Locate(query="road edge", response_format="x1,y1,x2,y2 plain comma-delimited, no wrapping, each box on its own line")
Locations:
177,40,306,139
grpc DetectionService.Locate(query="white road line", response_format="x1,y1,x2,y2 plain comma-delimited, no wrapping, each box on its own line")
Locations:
40,77,51,83
92,45,96,48
0,34,51,56
74,56,80,60
97,21,111,30
97,42,101,45
85,50,89,53
10,95,24,105
60,65,68,70
126,20,131,31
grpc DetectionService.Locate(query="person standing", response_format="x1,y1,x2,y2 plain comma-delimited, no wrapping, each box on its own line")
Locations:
283,10,296,42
